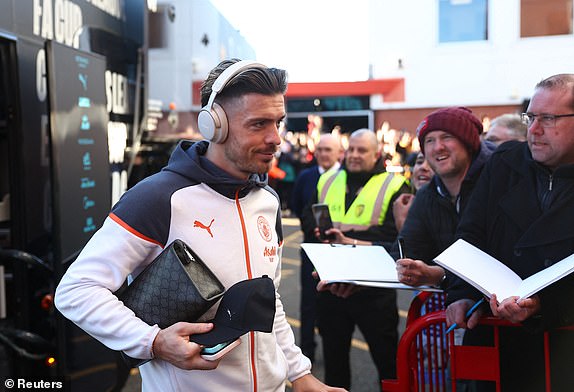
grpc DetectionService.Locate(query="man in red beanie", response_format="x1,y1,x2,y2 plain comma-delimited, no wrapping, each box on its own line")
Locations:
395,106,496,289
392,107,496,391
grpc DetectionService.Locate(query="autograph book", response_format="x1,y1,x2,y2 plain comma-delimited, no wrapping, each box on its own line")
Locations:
434,239,574,302
301,243,440,292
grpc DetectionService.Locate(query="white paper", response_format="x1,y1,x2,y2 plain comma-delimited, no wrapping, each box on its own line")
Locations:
517,252,574,299
434,239,574,301
301,243,441,291
346,280,442,292
301,243,398,282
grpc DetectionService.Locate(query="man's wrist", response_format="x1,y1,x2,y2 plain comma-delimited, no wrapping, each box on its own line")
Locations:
151,330,161,359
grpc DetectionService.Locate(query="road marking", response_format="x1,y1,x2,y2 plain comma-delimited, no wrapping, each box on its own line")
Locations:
285,310,407,353
281,219,411,357
281,256,300,266
282,217,300,226
283,229,302,245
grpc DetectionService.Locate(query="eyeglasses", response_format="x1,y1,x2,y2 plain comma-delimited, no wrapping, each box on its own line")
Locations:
521,112,574,128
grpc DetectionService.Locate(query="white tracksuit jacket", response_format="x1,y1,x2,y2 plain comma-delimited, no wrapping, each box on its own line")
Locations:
55,140,311,391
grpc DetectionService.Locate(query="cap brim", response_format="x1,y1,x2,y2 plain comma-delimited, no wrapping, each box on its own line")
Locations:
190,276,276,346
189,324,249,346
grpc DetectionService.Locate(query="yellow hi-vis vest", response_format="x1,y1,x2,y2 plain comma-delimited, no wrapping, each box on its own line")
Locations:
317,170,406,232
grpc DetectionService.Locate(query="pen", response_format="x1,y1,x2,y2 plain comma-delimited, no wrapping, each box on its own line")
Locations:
397,237,405,259
445,297,485,334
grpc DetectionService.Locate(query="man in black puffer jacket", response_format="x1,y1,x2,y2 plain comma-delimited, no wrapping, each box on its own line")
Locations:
447,73,574,391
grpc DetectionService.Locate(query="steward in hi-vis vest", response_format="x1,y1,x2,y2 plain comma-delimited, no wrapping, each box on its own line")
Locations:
300,129,411,389
317,169,406,233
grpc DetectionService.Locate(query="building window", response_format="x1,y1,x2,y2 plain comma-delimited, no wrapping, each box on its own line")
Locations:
521,0,573,37
438,0,488,43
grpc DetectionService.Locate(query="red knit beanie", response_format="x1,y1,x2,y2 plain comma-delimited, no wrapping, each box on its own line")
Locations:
416,107,483,154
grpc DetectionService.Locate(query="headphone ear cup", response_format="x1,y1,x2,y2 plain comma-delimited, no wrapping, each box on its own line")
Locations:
210,103,228,143
198,107,217,141
197,103,228,143
198,60,266,143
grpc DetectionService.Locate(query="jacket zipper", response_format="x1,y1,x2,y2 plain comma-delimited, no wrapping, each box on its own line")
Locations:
539,173,554,211
235,189,258,392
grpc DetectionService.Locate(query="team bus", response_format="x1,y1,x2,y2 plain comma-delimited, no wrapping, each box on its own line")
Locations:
0,0,149,389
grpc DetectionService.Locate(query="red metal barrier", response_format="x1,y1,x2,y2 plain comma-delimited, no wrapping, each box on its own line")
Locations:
382,293,574,392
382,310,450,392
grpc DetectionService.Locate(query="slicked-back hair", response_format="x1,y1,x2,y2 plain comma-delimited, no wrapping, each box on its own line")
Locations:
200,58,288,107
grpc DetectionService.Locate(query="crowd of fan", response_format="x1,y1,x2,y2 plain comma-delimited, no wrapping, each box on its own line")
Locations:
269,112,526,215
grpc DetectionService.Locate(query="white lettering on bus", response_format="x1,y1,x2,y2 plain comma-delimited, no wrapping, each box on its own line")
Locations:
109,122,128,205
33,0,83,48
36,49,47,102
85,0,123,19
105,70,129,115
54,0,83,47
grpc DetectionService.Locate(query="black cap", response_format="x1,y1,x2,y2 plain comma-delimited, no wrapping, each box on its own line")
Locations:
190,276,276,346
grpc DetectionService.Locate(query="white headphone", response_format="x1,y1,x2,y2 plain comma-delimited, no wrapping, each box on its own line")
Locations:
197,60,267,143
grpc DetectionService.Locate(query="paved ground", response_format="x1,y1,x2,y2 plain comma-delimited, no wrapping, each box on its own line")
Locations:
122,217,414,392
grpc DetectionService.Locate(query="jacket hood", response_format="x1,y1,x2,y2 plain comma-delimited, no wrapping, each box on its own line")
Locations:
162,140,269,198
467,140,497,178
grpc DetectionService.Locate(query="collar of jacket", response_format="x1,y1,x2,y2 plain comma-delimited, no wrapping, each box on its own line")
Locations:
491,141,574,247
499,140,574,179
343,157,387,195
165,140,269,199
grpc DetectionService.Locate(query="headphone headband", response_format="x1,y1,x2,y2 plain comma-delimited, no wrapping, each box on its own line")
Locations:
198,60,267,144
205,60,267,110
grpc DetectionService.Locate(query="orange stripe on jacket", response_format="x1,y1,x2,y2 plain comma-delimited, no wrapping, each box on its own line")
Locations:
109,213,163,247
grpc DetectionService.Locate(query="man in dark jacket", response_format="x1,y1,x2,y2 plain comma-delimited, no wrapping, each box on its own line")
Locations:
395,107,495,288
446,74,574,391
291,133,343,363
301,129,410,390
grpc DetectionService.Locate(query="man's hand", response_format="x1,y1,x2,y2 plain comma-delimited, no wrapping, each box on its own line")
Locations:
291,373,348,391
316,279,361,298
316,281,361,298
392,193,415,232
489,294,541,323
152,322,220,370
446,299,484,330
313,227,347,244
396,258,444,287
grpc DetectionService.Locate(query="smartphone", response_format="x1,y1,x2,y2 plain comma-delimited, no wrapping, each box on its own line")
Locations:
311,203,335,240
200,338,241,361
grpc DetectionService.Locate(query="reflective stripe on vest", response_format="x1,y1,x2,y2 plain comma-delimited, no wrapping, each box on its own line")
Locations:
317,170,406,232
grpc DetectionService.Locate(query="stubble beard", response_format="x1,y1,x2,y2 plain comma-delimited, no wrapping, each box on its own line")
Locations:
224,140,273,176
